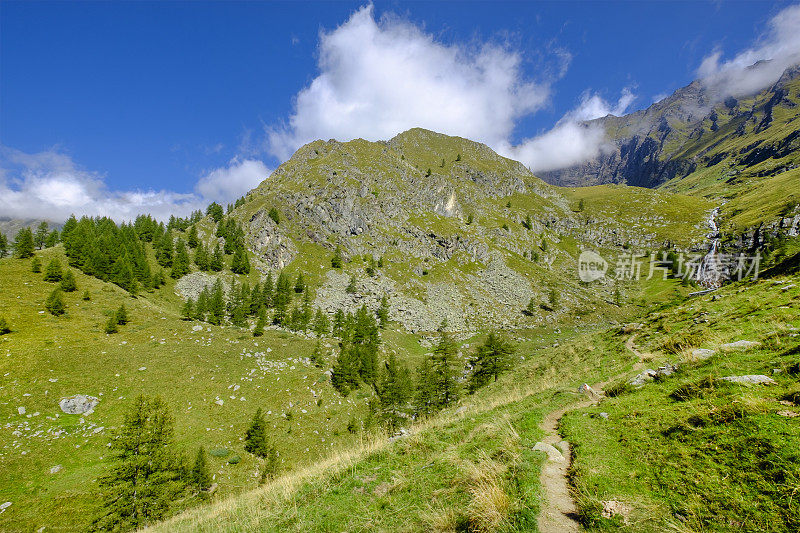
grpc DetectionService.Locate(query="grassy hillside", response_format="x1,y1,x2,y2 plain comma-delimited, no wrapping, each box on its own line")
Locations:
0,246,402,531
152,255,800,532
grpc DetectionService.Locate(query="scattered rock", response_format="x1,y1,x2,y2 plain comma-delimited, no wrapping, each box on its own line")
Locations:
620,323,643,334
554,440,570,455
656,362,678,378
720,375,776,385
777,410,798,418
138,367,147,371
214,399,224,406
59,395,100,415
0,502,10,514
192,325,203,332
17,406,25,415
691,348,715,360
601,500,632,521
629,369,657,387
720,340,760,351
533,442,565,462
781,284,796,292
599,412,609,419
49,465,62,474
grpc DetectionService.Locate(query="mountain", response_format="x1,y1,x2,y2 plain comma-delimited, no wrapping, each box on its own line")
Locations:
541,65,800,237
224,128,712,332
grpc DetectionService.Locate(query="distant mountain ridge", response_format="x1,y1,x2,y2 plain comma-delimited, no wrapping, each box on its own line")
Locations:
540,64,800,190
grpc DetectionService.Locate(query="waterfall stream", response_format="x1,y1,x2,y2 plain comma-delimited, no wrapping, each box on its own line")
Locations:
696,207,724,288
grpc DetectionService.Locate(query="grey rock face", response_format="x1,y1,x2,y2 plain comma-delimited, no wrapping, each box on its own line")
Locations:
720,340,760,351
59,395,100,415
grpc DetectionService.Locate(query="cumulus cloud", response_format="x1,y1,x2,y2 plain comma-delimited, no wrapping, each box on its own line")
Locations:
267,4,556,160
498,88,635,172
697,4,800,98
195,158,270,205
0,147,270,223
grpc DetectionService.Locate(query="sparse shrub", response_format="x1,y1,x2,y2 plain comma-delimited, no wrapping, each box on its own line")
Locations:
670,375,719,401
268,207,280,225
0,317,11,335
502,223,509,231
467,471,510,532
227,455,241,465
660,329,704,354
604,381,633,397
208,448,230,458
467,213,474,225
82,290,91,301
346,274,357,293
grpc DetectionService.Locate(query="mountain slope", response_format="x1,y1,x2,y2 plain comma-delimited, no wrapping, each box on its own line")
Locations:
229,128,712,333
541,65,800,236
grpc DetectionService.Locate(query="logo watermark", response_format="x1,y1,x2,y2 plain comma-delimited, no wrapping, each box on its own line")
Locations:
577,250,761,283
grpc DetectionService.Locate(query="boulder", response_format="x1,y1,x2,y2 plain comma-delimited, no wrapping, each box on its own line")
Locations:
691,348,715,360
720,375,776,385
629,369,657,387
720,340,760,351
533,442,565,462
59,395,100,415
17,407,25,415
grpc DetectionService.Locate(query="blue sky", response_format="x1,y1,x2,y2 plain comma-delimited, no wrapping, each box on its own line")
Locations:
1,1,798,221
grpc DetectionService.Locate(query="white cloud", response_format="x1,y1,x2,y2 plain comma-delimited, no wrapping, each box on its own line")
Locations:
195,158,270,205
267,4,557,160
0,147,271,223
498,88,635,172
697,4,800,98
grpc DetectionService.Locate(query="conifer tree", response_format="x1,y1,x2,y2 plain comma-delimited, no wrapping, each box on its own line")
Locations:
46,230,59,248
156,234,173,268
208,280,225,325
0,231,7,257
548,288,558,310
45,288,65,316
331,245,343,269
468,332,515,392
105,316,119,334
331,346,360,396
115,304,129,325
524,297,537,316
244,408,274,458
206,202,224,223
194,289,208,321
294,272,305,293
373,353,412,431
309,340,324,368
14,228,35,258
272,271,293,325
377,294,390,328
230,246,250,274
34,221,49,249
170,239,190,279
253,311,266,337
332,309,346,338
191,447,211,493
181,299,194,320
82,290,91,301
414,356,436,418
187,225,199,249
249,283,262,316
261,272,274,308
31,256,42,273
60,269,77,292
430,326,461,409
93,396,186,531
209,244,224,272
194,243,209,271
313,308,330,336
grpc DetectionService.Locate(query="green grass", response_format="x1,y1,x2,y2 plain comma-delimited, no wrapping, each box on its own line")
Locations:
561,274,800,531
